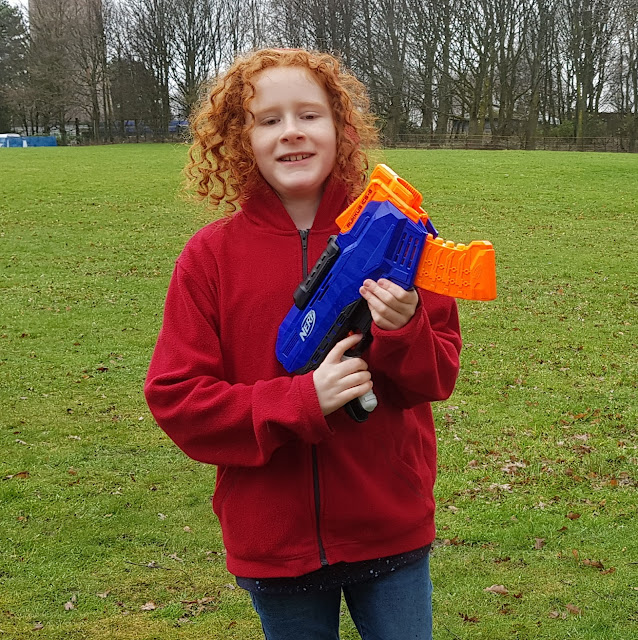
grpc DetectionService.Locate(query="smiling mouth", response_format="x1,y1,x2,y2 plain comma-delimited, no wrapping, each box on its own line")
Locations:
279,154,313,162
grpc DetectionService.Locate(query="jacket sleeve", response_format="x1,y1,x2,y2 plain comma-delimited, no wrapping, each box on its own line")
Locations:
144,259,332,468
365,289,462,408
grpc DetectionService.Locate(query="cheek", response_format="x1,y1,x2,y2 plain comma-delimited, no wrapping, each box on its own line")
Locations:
248,132,269,166
323,126,338,158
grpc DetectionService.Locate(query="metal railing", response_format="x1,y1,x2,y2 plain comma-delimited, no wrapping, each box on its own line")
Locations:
383,133,637,153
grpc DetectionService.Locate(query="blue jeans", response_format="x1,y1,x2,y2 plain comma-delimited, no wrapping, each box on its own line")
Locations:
249,554,433,640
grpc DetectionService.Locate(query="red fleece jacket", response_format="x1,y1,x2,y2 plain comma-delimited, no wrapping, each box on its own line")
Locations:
144,177,462,578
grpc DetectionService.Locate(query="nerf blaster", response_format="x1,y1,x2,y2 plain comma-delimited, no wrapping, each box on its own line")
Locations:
276,164,496,421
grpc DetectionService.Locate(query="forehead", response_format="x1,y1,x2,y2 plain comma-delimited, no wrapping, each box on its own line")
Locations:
249,66,330,108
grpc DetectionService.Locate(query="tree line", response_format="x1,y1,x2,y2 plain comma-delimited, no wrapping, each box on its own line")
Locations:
1,0,637,149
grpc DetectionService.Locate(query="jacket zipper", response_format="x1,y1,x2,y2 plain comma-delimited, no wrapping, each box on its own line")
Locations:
299,229,329,568
299,228,309,278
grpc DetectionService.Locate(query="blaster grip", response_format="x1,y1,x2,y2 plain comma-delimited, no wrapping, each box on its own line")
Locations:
340,311,376,422
342,354,378,423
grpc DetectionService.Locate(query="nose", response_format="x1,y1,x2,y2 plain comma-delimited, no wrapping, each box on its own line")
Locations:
280,116,305,142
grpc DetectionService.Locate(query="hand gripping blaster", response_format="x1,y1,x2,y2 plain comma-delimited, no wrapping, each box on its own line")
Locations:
276,164,497,421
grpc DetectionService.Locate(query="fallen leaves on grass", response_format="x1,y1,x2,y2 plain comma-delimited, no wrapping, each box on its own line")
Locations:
566,603,582,615
582,558,616,574
442,536,467,546
181,596,218,616
566,511,581,520
141,601,157,611
571,550,616,573
501,461,526,474
64,595,77,611
534,538,546,550
459,612,479,623
488,483,513,492
582,558,605,569
124,560,171,571
3,471,30,480
485,585,509,595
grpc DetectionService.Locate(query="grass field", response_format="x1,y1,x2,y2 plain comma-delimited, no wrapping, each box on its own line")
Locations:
1,144,636,640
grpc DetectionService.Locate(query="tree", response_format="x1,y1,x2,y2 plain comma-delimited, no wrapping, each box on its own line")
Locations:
68,0,110,141
522,0,558,148
452,0,497,137
489,0,528,142
561,0,617,143
613,0,638,149
109,55,158,138
408,0,439,134
125,0,175,136
28,0,77,141
172,0,227,118
433,0,455,137
0,0,28,132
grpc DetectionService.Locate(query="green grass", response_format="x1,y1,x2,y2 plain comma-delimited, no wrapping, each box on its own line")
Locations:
1,145,636,639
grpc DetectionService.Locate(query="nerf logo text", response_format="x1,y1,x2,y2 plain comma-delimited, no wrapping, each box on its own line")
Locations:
299,310,316,342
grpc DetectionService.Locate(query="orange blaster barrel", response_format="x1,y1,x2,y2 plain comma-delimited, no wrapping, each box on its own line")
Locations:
336,164,497,301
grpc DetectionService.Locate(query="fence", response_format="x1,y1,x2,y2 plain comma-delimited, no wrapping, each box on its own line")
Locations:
384,134,637,153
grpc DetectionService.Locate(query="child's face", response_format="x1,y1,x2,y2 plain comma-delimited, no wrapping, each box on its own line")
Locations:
247,66,337,207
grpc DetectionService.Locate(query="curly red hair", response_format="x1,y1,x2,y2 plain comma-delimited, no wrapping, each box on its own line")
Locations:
186,48,378,213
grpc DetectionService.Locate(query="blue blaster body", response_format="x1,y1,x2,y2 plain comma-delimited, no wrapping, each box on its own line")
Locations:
276,199,437,375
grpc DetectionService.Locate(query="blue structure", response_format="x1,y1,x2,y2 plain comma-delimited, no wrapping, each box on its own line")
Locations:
0,135,58,148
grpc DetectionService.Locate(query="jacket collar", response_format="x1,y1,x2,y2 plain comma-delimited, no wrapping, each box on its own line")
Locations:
240,174,349,234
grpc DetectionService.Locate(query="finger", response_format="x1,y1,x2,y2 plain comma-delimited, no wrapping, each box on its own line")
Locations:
363,293,406,329
325,332,364,363
380,279,419,307
339,369,372,390
360,281,403,314
336,379,374,406
339,356,369,375
362,279,416,310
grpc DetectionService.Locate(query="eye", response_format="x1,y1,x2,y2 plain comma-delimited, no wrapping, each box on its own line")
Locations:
260,117,278,126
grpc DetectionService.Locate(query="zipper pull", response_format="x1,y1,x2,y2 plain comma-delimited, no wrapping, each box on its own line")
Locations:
299,229,310,278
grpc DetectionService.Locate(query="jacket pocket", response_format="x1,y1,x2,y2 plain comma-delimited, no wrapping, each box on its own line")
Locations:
320,425,435,547
212,447,318,566
212,465,238,515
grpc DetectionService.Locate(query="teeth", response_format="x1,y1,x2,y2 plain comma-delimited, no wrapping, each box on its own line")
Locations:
280,154,311,162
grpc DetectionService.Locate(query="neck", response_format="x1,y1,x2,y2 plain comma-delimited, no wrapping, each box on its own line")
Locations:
278,192,323,230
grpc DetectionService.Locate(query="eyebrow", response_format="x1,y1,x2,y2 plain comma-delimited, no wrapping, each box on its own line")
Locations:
252,100,329,116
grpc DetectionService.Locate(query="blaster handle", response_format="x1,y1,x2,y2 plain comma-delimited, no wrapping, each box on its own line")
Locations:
342,352,378,423
345,397,373,422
